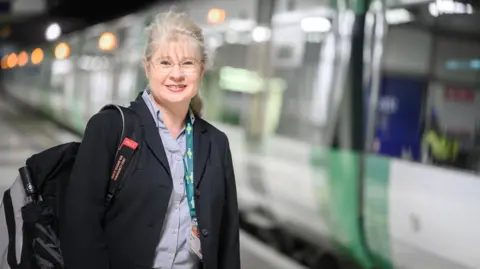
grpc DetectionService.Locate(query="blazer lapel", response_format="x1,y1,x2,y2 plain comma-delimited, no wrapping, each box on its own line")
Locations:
129,95,172,177
193,118,210,189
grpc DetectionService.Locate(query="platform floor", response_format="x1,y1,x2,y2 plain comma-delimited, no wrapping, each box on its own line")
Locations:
0,98,306,269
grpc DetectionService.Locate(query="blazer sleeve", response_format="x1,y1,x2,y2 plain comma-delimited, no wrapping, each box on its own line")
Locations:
218,135,241,269
60,110,121,269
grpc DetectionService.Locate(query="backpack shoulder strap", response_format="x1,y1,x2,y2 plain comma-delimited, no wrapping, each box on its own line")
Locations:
100,104,127,143
99,104,141,208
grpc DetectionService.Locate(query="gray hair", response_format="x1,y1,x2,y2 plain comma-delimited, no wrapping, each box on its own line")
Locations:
144,10,206,117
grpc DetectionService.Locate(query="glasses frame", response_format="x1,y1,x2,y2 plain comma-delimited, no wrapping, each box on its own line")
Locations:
149,58,201,74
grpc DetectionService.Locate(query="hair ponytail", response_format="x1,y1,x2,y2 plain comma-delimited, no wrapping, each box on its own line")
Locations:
190,94,204,117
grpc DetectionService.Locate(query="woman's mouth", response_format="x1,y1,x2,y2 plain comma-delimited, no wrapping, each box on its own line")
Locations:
166,84,187,92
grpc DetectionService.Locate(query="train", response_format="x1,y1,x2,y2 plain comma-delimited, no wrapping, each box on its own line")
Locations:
1,0,480,268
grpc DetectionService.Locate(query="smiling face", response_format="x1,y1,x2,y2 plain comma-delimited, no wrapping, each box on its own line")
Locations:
144,38,203,106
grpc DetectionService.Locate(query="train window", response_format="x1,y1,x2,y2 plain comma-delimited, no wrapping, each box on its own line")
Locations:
271,18,340,146
366,1,480,173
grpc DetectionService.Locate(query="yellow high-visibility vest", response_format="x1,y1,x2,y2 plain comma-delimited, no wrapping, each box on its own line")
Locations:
422,130,459,161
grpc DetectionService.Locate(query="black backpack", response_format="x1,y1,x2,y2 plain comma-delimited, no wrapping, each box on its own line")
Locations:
1,104,142,269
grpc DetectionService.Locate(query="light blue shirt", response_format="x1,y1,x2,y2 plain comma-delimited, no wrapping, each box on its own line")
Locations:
142,89,199,269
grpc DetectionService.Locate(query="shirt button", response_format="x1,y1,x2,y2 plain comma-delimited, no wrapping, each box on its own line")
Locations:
173,230,177,234
168,253,173,259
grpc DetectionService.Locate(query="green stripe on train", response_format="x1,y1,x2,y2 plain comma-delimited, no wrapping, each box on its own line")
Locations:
364,155,393,269
311,148,372,268
311,149,394,269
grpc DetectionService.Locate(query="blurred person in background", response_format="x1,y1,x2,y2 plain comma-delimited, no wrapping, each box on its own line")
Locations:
60,10,240,269
422,109,459,167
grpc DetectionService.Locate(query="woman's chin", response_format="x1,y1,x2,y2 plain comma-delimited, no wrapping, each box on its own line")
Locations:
151,87,195,104
163,93,192,104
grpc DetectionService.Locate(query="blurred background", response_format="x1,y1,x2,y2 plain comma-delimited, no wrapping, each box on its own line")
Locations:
0,0,480,268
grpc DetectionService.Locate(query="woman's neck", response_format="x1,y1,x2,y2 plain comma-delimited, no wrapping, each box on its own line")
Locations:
153,97,189,138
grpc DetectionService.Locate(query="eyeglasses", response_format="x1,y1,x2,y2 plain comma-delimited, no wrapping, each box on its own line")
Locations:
150,59,200,74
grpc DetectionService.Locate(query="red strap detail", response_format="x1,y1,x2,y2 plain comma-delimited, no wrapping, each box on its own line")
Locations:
121,138,138,150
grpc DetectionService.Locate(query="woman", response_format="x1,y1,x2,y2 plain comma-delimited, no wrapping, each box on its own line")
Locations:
59,11,240,269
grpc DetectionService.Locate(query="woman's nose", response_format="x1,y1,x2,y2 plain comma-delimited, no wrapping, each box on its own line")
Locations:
169,65,185,80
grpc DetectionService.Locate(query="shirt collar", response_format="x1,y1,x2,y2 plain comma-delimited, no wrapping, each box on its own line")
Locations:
141,88,196,129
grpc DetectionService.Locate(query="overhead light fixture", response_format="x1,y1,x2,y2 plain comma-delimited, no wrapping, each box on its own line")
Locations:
429,0,474,17
207,8,226,24
301,17,331,33
98,32,117,51
54,42,70,60
31,48,44,65
46,23,61,41
17,51,28,67
386,8,414,25
7,53,17,68
1,55,8,69
252,26,271,43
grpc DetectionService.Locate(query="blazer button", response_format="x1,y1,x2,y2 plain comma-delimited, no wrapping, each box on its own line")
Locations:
201,229,208,237
195,189,200,197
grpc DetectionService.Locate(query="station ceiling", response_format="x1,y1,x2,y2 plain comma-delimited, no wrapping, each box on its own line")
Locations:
2,0,480,46
1,0,166,46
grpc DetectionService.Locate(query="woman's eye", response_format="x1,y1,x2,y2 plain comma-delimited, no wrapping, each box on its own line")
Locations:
160,61,170,65
183,61,194,65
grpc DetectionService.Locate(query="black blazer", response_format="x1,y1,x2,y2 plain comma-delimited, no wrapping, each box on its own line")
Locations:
59,94,240,269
